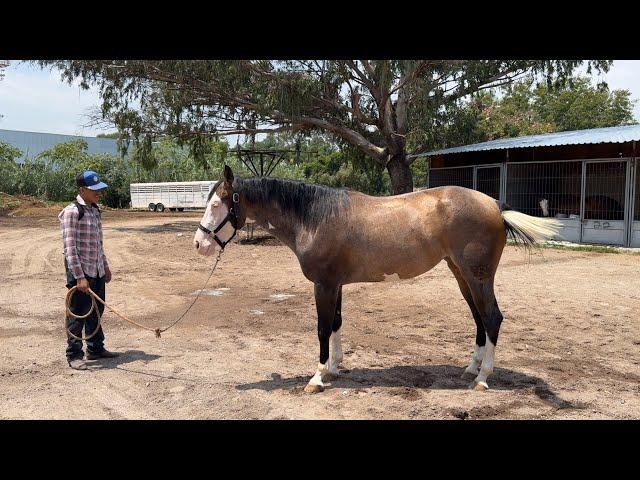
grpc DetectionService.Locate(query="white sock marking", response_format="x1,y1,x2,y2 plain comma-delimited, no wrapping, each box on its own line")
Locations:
474,336,495,387
308,362,329,387
329,328,343,374
465,344,485,374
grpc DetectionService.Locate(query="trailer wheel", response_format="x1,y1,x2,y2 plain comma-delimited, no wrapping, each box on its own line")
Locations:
156,203,165,212
148,203,156,212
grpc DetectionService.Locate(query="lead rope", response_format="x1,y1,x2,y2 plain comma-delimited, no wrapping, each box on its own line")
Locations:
65,249,224,340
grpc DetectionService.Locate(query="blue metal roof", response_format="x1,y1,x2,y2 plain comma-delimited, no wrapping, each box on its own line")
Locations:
417,124,640,157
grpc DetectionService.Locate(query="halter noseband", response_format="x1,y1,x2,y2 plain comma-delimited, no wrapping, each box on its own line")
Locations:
198,191,240,250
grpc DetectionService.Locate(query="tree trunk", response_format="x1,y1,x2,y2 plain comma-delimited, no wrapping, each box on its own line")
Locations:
386,152,413,195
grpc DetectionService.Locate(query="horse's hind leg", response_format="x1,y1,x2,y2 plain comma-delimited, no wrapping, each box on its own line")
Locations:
445,258,486,379
465,277,504,391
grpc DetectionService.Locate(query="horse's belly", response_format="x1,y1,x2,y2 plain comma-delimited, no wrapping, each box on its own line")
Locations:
344,245,443,284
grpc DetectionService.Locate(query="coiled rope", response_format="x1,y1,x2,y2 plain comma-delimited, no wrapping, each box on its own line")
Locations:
65,250,223,340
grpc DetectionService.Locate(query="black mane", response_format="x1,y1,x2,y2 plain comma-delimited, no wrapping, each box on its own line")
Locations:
235,177,350,230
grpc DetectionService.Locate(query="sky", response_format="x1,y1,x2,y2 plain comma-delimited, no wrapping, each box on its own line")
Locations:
1,60,640,138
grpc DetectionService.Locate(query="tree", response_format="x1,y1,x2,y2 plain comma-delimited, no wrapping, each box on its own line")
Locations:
36,60,612,194
0,141,22,194
417,75,637,154
532,77,636,131
0,141,21,163
96,132,120,139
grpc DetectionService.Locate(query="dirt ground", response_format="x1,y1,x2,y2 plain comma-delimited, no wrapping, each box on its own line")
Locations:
1,208,639,420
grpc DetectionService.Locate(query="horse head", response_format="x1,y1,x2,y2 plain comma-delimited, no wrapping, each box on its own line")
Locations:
538,198,550,217
193,165,246,256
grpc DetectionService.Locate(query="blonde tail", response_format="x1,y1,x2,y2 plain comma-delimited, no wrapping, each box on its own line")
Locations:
502,209,563,248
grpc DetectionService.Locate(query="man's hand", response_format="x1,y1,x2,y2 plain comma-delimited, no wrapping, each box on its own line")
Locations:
77,277,90,293
104,267,112,284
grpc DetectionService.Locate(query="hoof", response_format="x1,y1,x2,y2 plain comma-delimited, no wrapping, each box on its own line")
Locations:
461,370,478,380
304,384,325,394
472,381,489,391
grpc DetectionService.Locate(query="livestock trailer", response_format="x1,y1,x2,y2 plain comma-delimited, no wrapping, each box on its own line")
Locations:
130,181,216,212
418,125,640,247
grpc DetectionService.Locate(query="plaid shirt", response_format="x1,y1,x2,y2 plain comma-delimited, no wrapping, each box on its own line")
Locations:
58,195,109,280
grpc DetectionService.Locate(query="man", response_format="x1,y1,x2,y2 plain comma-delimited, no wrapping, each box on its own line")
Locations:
59,170,119,370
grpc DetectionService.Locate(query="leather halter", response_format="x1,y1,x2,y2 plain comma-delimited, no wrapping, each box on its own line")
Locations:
198,191,240,250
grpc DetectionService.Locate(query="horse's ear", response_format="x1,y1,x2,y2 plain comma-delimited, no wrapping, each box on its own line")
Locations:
223,165,234,185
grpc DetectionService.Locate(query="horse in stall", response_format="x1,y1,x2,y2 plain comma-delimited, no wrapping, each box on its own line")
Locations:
539,194,624,220
194,166,561,392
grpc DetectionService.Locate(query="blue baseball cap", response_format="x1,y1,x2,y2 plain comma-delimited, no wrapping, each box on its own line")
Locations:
76,170,108,190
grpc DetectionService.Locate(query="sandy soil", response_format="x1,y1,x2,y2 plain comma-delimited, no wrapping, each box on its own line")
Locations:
1,209,639,419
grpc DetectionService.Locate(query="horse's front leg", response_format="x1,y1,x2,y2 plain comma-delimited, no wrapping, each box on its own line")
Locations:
328,285,343,375
304,282,340,394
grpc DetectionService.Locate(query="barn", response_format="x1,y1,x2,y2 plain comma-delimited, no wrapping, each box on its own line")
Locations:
417,124,640,247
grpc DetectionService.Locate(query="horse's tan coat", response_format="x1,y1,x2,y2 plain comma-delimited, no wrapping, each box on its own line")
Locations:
207,186,508,287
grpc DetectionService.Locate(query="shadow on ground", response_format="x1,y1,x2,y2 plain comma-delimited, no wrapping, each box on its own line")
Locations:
85,349,161,369
236,364,581,410
109,222,197,234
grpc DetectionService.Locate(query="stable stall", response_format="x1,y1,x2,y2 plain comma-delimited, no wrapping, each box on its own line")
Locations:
417,125,640,247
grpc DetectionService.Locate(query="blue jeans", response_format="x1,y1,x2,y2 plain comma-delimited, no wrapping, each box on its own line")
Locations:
65,268,106,360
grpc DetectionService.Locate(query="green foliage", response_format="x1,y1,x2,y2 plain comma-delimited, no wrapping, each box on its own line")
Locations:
0,141,22,162
234,131,391,194
532,77,636,131
301,144,391,195
0,141,23,194
1,133,394,207
475,83,557,140
427,76,637,149
0,140,133,208
410,156,429,188
129,136,230,182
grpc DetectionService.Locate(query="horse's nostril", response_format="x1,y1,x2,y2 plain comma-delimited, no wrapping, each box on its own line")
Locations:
195,241,200,249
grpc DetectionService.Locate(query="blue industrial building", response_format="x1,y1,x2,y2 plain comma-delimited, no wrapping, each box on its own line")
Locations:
0,128,120,163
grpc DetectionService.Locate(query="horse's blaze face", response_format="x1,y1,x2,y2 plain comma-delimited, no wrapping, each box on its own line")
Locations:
193,191,233,256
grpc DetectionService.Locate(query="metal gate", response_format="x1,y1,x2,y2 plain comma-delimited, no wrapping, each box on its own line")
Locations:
630,159,640,247
475,165,502,200
581,160,629,246
504,160,583,243
428,165,474,190
428,164,504,202
428,159,636,246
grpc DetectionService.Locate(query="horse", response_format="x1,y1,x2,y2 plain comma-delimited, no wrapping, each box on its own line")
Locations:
539,194,624,220
538,195,581,218
194,166,562,393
